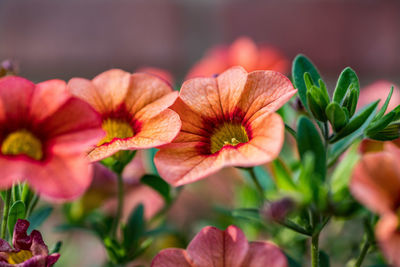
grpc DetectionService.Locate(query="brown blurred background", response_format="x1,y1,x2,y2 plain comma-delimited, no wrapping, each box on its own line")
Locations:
1,0,399,85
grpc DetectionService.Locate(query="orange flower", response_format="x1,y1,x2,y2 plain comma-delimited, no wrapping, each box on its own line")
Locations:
0,76,103,201
67,69,181,161
186,36,288,79
136,67,175,87
154,66,296,186
350,143,400,266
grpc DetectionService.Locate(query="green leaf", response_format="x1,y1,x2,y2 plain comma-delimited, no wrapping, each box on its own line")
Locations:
123,204,145,252
333,67,359,104
296,116,326,181
325,102,348,132
271,160,297,192
27,205,53,234
319,250,330,267
330,143,360,200
140,174,171,203
296,152,317,203
366,105,400,137
8,200,26,237
342,87,359,118
330,101,379,143
375,86,394,120
292,55,322,112
367,123,400,141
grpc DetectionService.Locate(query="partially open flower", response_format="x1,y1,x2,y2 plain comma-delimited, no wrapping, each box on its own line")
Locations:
151,225,287,267
68,69,181,161
187,36,288,79
0,76,103,201
350,143,400,266
155,66,296,186
0,219,59,267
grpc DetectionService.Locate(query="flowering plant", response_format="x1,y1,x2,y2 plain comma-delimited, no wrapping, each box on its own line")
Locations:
0,39,400,267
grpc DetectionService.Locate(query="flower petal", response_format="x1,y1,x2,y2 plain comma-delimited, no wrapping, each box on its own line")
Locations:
151,249,192,267
28,155,93,201
89,109,181,161
0,76,34,126
350,152,400,214
68,77,108,114
237,70,296,123
241,241,288,267
30,80,70,122
186,225,248,267
125,73,175,118
375,213,400,267
91,69,131,112
229,37,258,70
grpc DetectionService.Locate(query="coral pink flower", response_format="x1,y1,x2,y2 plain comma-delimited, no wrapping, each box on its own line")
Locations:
350,143,400,266
154,66,296,186
0,219,59,267
186,36,288,79
136,67,175,87
67,69,181,161
0,76,103,201
151,225,287,267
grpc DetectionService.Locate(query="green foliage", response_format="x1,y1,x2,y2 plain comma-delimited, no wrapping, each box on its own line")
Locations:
296,116,326,181
141,174,171,204
27,205,53,234
8,200,25,237
333,67,359,105
292,54,323,112
326,102,348,132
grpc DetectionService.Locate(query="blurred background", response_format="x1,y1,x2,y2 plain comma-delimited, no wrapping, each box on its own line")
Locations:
1,0,400,266
1,0,400,85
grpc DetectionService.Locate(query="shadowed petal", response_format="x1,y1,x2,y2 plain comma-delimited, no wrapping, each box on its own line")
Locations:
30,80,70,122
89,109,181,161
125,73,175,117
186,225,248,267
151,249,192,267
92,69,131,111
350,152,400,214
134,91,178,121
375,213,400,267
241,241,288,267
237,70,296,122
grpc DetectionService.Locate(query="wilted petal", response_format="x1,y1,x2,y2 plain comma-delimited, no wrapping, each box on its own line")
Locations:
350,152,400,214
241,241,288,267
151,249,192,267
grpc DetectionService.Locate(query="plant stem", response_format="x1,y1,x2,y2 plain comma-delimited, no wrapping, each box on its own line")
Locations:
311,232,320,267
1,189,11,239
354,237,370,267
280,219,312,236
247,168,264,199
285,123,297,139
111,173,124,238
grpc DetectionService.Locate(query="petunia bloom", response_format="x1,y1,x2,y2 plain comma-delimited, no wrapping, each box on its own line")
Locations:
350,143,400,266
136,67,175,87
154,66,296,186
67,69,181,161
0,76,103,201
0,219,59,267
151,225,287,267
186,36,288,79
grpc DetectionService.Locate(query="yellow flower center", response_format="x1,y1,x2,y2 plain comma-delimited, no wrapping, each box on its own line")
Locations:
7,250,33,264
99,118,134,146
1,130,43,160
210,122,249,153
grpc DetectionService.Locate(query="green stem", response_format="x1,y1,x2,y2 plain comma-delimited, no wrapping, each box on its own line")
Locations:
354,237,370,267
111,173,124,238
311,232,320,267
280,219,312,236
285,123,297,139
1,189,12,239
247,168,264,199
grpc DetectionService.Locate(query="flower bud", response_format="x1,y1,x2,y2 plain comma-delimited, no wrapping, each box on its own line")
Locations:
261,197,295,222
